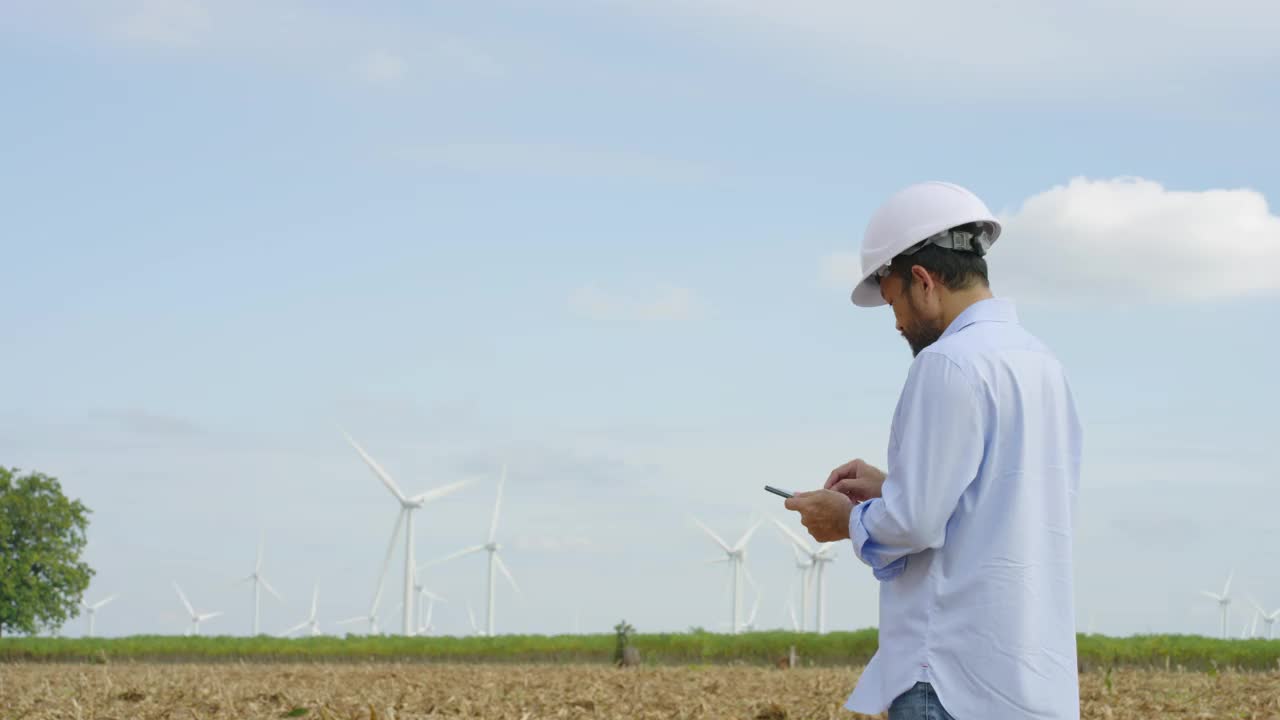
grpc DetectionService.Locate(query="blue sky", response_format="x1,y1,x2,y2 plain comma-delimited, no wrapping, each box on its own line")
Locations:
2,1,1278,639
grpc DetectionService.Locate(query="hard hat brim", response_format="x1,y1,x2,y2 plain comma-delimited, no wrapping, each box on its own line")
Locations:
851,276,887,308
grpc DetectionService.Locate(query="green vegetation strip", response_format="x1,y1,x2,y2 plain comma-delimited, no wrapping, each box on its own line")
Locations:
2,632,1278,671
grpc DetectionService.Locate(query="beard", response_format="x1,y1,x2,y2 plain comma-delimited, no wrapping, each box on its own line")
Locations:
900,297,945,357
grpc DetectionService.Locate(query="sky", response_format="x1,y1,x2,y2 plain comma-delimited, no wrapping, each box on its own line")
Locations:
2,0,1278,640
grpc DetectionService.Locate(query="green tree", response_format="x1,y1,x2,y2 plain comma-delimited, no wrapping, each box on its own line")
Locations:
0,467,93,637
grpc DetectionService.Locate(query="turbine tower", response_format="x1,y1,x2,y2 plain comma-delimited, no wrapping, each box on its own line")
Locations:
343,430,472,636
425,467,519,637
282,586,322,637
1200,571,1233,639
80,594,117,637
173,583,222,636
694,518,760,634
240,539,283,635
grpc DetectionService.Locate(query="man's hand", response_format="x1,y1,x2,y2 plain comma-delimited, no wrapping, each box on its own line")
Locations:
783,490,854,543
824,459,887,503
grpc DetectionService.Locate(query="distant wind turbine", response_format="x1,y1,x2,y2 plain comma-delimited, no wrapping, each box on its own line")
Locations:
343,430,473,636
772,519,838,633
694,518,760,634
423,467,519,637
1200,571,1233,639
414,582,446,636
336,609,380,635
281,586,321,637
240,539,284,635
173,583,222,636
1250,598,1280,640
80,594,117,637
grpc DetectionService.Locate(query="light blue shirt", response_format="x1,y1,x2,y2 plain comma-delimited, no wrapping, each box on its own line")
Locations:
846,298,1082,719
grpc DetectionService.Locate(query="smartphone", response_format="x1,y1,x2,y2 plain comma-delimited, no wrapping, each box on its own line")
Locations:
764,485,794,499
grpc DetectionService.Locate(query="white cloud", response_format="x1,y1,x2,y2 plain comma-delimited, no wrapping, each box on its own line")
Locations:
994,178,1280,302
819,251,861,291
112,0,209,49
569,285,704,321
356,49,407,87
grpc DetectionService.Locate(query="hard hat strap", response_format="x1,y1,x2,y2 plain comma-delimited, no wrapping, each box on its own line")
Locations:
901,224,994,258
872,223,995,282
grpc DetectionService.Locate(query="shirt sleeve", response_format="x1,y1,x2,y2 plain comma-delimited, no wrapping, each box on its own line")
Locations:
848,351,985,580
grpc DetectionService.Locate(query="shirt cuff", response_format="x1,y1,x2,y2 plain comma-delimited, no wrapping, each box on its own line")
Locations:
849,499,907,581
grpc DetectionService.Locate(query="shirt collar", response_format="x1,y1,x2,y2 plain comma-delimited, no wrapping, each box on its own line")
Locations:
939,297,1018,341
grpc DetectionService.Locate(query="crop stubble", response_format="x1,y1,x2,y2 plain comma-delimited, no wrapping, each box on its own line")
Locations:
1,663,1278,719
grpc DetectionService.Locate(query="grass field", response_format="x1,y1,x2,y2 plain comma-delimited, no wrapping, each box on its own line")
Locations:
3,662,1280,719
4,632,1280,672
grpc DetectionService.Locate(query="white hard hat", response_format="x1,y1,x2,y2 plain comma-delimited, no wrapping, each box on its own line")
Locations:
850,181,1002,308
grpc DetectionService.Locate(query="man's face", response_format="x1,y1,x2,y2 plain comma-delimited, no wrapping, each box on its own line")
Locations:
879,269,945,357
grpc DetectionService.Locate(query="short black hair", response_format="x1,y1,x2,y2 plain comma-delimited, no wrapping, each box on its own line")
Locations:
886,223,990,292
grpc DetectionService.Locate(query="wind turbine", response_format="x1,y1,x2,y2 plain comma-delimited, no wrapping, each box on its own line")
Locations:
343,430,473,636
424,467,518,637
772,519,838,633
414,582,446,636
80,594,117,637
810,544,839,633
281,586,321,637
1250,598,1280,640
772,520,815,630
1200,571,1233,639
336,608,380,635
173,583,222,636
240,540,284,635
694,517,760,634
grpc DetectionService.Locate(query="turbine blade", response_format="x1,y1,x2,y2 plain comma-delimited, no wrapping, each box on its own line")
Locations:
413,478,474,505
1223,571,1234,598
173,583,195,616
468,606,479,632
256,541,264,573
260,577,285,603
281,621,309,636
733,521,762,552
495,553,521,594
421,544,487,570
788,601,799,631
772,518,815,555
692,518,731,553
370,509,406,614
488,466,506,544
1201,590,1224,602
202,611,224,621
309,586,319,619
342,430,408,503
336,617,366,626
94,594,119,610
815,543,839,560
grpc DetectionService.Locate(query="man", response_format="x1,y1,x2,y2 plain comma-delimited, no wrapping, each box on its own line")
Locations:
785,181,1082,719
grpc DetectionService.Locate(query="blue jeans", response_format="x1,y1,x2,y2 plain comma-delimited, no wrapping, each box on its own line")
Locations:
888,682,956,720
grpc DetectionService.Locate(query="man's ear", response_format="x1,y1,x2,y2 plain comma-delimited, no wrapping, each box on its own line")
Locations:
910,264,934,294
